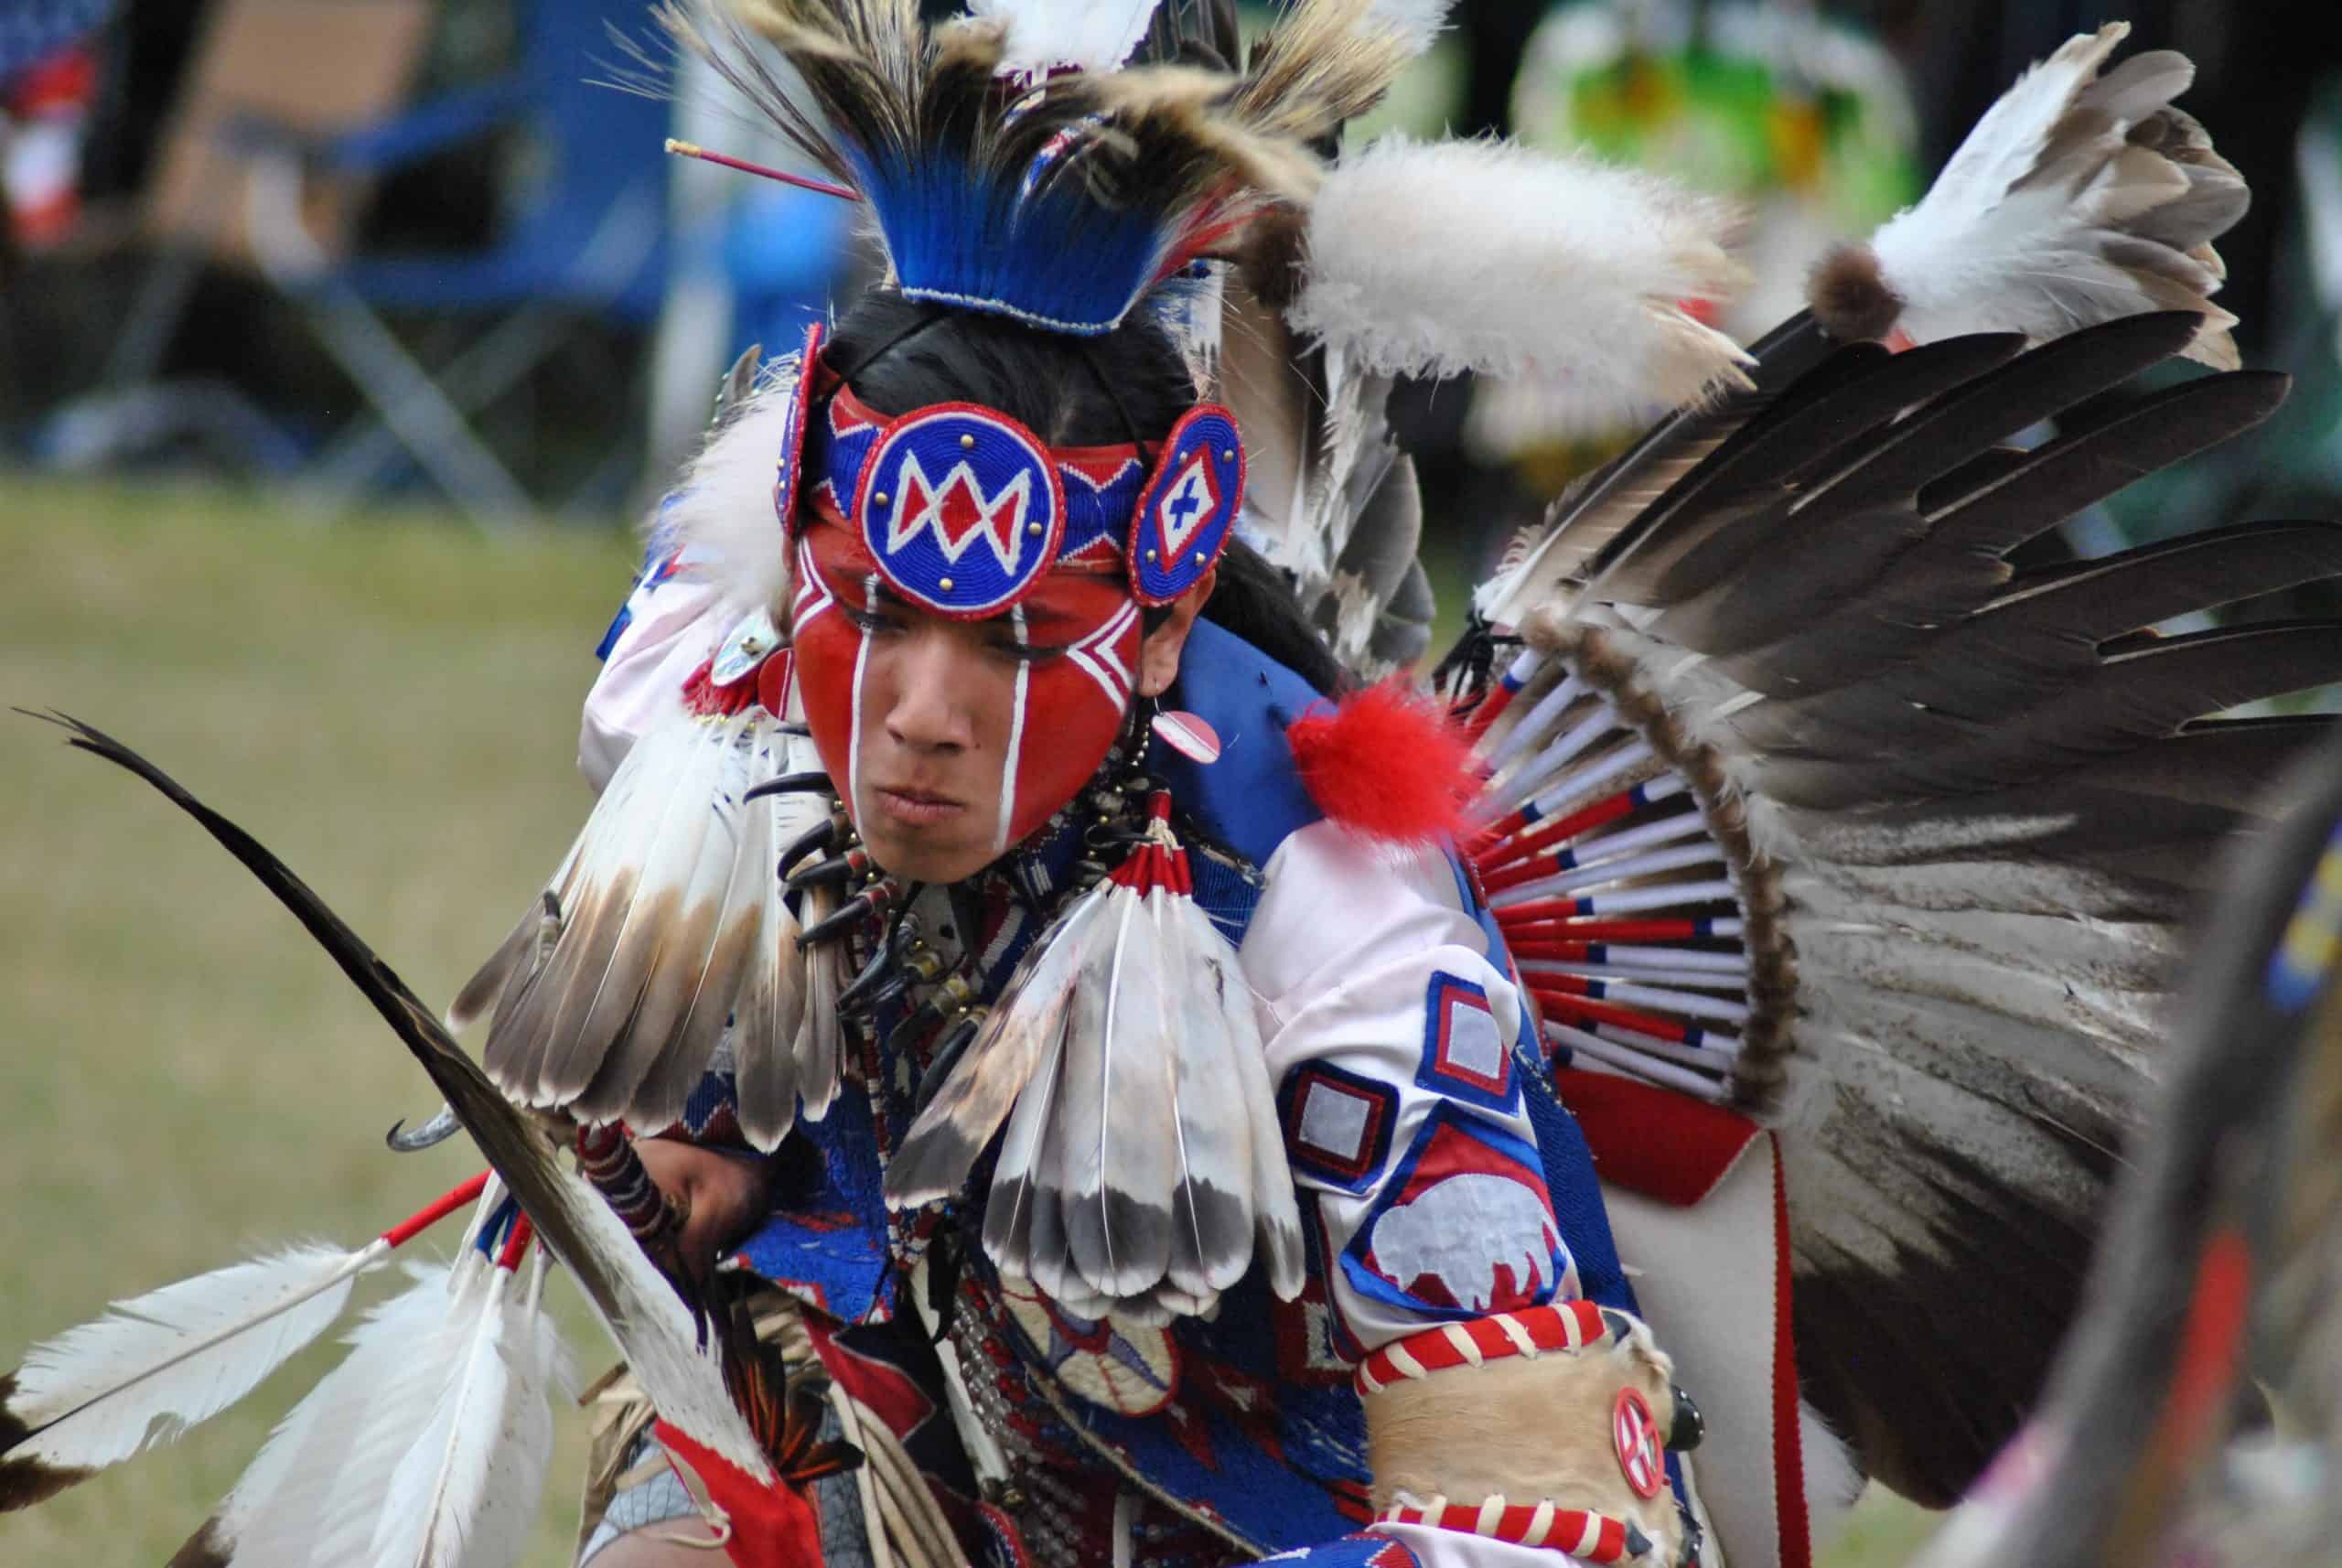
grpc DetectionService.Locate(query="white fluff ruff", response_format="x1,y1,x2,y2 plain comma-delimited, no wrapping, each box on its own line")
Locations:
1291,136,1752,413
971,0,1158,77
4,1242,370,1474
659,361,801,618
1867,23,2237,358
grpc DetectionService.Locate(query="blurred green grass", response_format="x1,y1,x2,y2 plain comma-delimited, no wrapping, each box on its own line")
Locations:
0,475,1937,1565
1,476,638,1567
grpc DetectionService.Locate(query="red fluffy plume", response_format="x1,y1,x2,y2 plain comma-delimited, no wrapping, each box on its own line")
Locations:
1284,680,1476,846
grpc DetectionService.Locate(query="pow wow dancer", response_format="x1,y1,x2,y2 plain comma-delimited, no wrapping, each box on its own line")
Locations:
6,7,2341,1568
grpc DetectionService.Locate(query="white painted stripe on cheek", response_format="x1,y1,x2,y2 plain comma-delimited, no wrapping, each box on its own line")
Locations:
1066,598,1139,709
792,539,835,631
848,573,876,826
996,605,1028,854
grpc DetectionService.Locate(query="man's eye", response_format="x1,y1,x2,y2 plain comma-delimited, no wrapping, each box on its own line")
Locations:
844,605,901,634
990,639,1069,664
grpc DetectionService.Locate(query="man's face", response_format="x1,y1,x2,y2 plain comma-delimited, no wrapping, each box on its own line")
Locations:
790,525,1145,884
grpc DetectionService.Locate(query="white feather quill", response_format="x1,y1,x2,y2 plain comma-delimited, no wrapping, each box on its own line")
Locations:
1289,135,1752,410
369,1249,567,1568
183,1262,469,1565
1,1243,383,1502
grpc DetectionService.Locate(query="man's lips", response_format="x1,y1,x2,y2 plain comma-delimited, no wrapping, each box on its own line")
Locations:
871,784,967,826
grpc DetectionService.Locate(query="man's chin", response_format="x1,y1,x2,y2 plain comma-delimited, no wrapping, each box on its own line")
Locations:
858,823,997,886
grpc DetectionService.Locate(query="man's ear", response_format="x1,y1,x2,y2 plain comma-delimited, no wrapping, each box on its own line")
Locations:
1136,568,1216,699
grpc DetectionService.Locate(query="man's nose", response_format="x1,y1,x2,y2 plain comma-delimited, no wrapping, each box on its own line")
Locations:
881,628,974,752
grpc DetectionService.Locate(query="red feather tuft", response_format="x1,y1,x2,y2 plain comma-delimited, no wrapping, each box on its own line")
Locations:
1284,680,1476,846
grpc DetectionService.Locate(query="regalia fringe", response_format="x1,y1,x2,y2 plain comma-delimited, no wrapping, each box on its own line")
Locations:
897,805,1304,1321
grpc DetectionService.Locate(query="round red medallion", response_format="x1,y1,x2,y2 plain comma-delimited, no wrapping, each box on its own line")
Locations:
1613,1387,1665,1498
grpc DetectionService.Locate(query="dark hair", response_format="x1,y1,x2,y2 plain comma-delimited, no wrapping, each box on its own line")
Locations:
825,290,1343,695
1206,536,1345,695
827,290,1194,447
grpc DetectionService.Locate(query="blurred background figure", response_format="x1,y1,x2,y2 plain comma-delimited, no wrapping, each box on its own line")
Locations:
1468,0,1918,489
0,0,116,250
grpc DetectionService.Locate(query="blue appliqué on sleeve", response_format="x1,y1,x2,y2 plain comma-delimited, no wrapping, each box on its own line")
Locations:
1279,1061,1400,1195
1415,970,1521,1114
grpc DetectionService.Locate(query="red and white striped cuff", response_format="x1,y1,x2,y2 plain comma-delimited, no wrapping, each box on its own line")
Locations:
1355,1300,1622,1396
1378,1494,1653,1563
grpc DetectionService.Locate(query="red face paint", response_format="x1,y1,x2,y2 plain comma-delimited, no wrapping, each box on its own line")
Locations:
792,516,1140,877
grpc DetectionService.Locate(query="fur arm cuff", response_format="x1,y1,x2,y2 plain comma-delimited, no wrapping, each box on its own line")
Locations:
1361,1304,1701,1564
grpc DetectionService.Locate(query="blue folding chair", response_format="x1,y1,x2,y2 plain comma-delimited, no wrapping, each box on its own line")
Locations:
236,0,671,522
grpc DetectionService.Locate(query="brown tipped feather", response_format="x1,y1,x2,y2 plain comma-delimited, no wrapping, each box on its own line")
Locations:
1807,242,1904,344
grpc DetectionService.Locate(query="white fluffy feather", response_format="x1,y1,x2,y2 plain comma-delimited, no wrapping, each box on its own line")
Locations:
659,360,802,618
1865,23,2242,366
1290,135,1752,412
2,1242,375,1480
971,0,1158,77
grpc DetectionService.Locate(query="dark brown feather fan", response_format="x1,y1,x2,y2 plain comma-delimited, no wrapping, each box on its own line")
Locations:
1458,313,2342,1508
1923,736,2342,1568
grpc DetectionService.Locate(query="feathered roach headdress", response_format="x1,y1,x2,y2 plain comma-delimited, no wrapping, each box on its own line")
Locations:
660,0,1330,335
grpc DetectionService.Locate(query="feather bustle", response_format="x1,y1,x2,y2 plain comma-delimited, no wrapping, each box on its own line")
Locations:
1443,296,2340,1509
